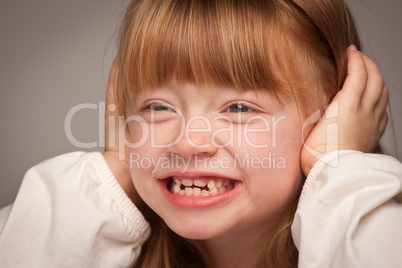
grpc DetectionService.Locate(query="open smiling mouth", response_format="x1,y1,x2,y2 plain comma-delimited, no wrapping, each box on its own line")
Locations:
158,176,240,208
167,177,235,197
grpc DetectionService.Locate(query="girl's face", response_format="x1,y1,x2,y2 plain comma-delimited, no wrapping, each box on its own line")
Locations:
127,81,304,240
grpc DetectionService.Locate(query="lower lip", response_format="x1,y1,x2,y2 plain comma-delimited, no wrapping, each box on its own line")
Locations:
158,179,242,208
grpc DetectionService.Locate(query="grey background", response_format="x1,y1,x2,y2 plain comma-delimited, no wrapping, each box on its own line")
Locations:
0,0,401,208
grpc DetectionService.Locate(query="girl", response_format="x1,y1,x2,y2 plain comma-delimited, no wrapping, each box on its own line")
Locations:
1,0,401,267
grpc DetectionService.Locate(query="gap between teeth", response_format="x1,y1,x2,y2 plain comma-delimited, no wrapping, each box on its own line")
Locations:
171,177,234,197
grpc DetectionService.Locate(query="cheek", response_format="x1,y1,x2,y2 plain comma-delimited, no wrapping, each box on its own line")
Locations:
242,117,303,197
238,117,303,165
126,122,158,203
127,118,182,150
243,144,303,217
128,148,163,213
273,122,304,182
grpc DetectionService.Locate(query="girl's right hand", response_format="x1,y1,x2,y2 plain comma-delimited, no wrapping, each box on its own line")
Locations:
103,58,142,204
300,46,389,176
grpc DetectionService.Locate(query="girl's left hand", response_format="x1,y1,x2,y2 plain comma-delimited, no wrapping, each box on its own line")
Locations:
103,58,142,204
301,45,389,176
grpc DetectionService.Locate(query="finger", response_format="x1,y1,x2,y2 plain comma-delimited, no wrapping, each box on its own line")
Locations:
374,86,389,116
105,103,120,152
339,45,368,105
378,111,389,138
105,58,121,151
106,58,120,111
361,54,385,108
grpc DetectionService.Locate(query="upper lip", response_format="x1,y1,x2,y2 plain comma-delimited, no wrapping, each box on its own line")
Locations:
158,171,240,181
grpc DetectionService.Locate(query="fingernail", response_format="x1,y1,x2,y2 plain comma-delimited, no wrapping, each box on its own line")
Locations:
350,44,357,51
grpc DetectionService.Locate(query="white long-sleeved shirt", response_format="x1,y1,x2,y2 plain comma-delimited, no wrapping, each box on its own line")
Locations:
0,151,401,267
0,152,150,267
293,151,402,267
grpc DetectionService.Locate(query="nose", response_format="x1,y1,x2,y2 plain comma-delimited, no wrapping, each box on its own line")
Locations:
167,116,218,159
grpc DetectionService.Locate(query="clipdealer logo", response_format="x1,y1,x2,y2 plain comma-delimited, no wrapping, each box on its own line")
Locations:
64,101,340,168
129,152,286,174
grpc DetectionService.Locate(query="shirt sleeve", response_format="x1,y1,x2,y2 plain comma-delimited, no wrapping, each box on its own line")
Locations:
0,152,150,268
292,151,402,267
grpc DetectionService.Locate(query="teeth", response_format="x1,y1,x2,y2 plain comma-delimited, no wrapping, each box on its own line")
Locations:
194,180,206,187
210,187,218,196
182,179,193,187
170,177,235,197
173,184,181,194
201,190,209,196
207,181,215,189
173,178,182,187
185,187,193,196
193,188,201,197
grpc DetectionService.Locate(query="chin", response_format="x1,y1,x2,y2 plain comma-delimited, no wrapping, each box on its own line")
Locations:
161,213,229,240
168,224,223,240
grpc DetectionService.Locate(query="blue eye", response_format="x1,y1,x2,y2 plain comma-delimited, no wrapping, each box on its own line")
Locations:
225,103,253,113
149,103,175,112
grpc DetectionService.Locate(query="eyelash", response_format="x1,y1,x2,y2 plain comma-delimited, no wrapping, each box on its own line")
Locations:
223,102,256,113
138,101,256,114
139,103,176,113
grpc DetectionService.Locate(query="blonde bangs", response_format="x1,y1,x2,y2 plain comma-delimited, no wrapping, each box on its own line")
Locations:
116,0,304,112
117,0,343,118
